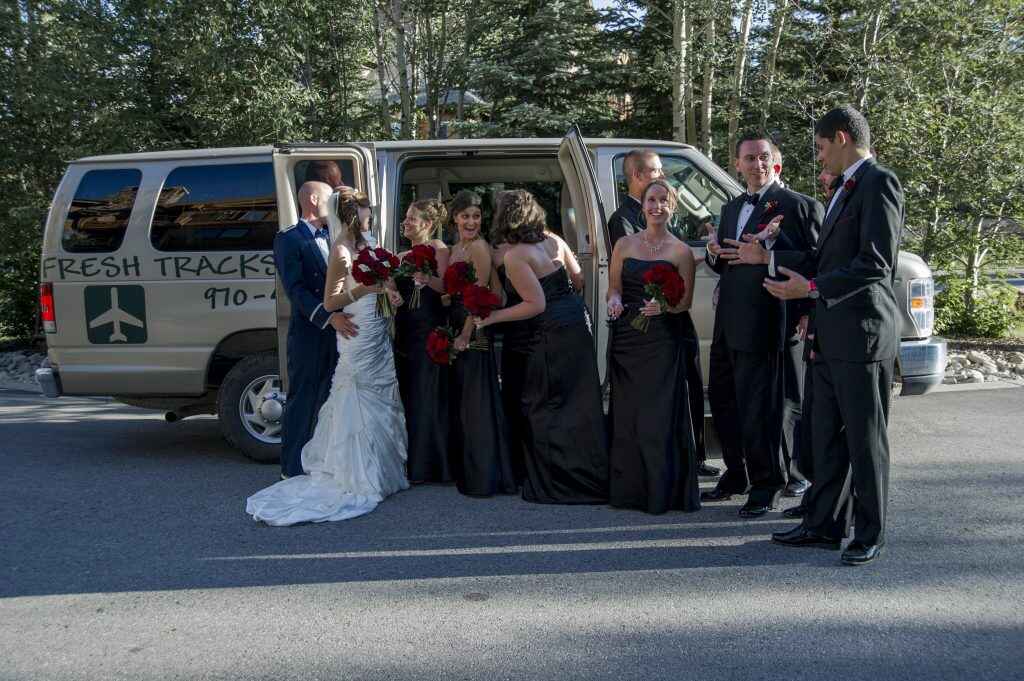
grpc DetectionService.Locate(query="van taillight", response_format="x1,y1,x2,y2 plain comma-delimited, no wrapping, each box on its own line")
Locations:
40,283,56,333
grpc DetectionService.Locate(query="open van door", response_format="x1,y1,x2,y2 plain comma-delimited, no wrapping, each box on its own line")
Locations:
272,143,378,391
557,126,611,382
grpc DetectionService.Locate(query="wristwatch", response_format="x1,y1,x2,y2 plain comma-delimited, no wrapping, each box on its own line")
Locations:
807,278,820,300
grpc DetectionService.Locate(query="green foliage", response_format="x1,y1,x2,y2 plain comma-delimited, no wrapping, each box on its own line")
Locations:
2,0,1022,337
935,276,1024,338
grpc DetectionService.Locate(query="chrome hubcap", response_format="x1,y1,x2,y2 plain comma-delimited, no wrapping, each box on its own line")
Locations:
239,375,286,444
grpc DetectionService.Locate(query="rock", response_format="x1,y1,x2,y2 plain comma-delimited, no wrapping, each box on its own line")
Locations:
967,350,992,364
965,369,985,383
1006,352,1024,365
943,375,958,384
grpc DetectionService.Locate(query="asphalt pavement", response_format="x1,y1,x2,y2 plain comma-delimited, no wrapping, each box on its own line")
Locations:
1,387,1023,681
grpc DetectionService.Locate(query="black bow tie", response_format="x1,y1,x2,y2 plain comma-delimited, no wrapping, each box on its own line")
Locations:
745,193,759,205
830,176,844,190
314,227,330,240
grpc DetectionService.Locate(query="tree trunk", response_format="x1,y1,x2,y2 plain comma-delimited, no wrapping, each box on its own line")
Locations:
700,12,715,159
726,0,754,167
390,0,414,139
761,1,789,129
373,4,393,137
858,8,884,110
671,0,688,143
684,8,697,143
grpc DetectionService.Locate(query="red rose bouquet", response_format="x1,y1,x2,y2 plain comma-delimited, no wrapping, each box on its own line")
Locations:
461,283,501,349
351,246,401,321
632,263,685,333
396,244,438,309
425,326,457,365
443,261,477,298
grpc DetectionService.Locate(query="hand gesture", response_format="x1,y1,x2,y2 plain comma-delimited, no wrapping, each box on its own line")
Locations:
472,315,488,331
763,266,811,300
723,237,768,266
747,214,784,243
387,288,404,307
640,298,663,317
329,312,359,339
705,223,723,257
607,295,624,320
453,334,470,353
413,272,430,288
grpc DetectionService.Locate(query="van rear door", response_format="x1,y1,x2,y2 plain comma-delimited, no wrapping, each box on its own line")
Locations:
557,126,611,382
271,144,378,389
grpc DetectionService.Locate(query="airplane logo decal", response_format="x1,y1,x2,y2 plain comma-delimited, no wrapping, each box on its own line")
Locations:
84,285,147,344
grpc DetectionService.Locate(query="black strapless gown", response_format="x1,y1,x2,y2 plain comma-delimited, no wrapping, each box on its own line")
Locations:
394,277,452,483
449,297,517,497
495,264,528,485
503,267,608,504
608,258,700,514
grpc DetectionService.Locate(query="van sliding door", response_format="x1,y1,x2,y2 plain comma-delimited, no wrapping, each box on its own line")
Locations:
271,144,378,390
557,126,611,383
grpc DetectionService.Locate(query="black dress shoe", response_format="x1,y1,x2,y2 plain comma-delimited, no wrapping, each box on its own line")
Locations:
841,541,882,565
783,479,811,497
700,486,743,502
782,505,807,519
738,501,776,518
697,463,721,477
771,525,841,549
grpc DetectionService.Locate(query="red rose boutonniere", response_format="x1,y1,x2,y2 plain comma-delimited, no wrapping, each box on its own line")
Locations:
843,178,856,193
763,200,778,214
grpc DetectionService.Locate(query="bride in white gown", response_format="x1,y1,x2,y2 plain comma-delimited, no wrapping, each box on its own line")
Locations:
246,189,409,525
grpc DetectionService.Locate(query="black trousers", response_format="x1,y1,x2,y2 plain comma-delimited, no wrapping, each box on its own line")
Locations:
780,334,807,482
708,331,787,503
708,330,746,492
804,356,893,545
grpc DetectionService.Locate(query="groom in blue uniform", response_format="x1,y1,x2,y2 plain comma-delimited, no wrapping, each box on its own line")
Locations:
274,181,358,478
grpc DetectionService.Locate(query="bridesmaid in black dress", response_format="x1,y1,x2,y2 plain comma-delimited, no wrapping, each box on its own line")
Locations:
607,179,700,514
475,190,607,504
491,237,527,486
448,190,517,497
394,199,451,483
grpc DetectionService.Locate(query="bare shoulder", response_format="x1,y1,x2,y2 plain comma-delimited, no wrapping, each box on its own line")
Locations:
331,243,353,267
467,238,491,257
429,238,449,253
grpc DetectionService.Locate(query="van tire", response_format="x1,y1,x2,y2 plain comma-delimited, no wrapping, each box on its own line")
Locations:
218,352,283,464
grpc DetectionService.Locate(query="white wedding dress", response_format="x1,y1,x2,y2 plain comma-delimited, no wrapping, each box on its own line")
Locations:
246,233,409,526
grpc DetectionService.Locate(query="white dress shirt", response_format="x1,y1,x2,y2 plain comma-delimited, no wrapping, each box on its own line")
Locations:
305,220,330,262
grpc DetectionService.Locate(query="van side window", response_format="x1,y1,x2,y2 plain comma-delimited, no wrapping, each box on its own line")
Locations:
613,153,730,244
62,168,142,253
150,163,278,251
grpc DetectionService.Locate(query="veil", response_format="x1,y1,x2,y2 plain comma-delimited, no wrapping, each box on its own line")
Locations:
326,191,377,249
326,191,344,245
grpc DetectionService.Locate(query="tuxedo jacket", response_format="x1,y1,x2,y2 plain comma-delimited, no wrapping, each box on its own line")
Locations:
273,220,336,348
707,182,822,353
774,159,904,363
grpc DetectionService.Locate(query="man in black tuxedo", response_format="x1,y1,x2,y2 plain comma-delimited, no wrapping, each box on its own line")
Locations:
703,132,822,517
609,149,719,478
764,106,904,565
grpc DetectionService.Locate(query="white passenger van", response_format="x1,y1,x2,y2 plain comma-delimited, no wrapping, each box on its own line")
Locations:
36,128,947,461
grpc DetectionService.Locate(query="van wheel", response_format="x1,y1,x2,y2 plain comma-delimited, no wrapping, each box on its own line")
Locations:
218,352,284,463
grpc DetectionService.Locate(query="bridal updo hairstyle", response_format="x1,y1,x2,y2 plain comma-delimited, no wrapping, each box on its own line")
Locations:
334,187,370,250
640,178,679,216
492,189,547,245
447,189,484,240
409,198,448,240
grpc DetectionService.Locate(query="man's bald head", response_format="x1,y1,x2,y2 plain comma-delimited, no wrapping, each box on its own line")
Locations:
298,181,333,222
